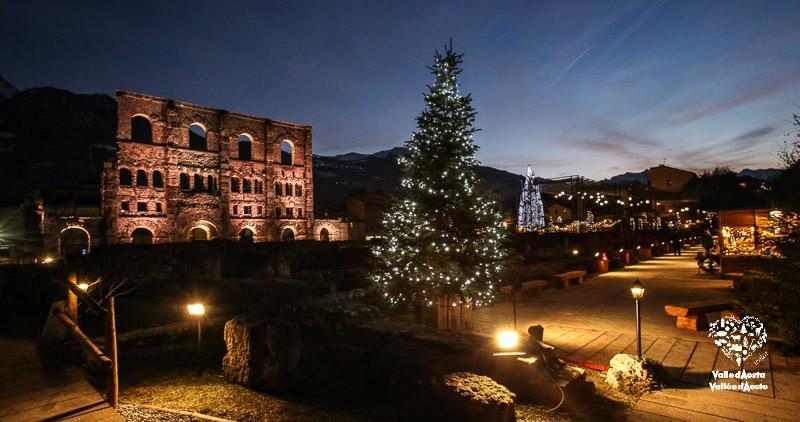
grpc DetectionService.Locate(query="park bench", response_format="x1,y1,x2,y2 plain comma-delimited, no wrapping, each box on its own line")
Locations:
664,299,735,331
499,280,547,301
551,270,587,288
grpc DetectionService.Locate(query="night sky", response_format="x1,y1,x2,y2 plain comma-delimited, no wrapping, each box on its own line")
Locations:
3,0,799,179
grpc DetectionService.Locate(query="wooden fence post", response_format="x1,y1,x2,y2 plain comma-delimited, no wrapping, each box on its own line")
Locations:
67,272,78,322
105,296,118,408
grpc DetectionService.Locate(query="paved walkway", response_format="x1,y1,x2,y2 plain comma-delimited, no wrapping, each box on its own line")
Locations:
0,338,122,421
473,248,800,421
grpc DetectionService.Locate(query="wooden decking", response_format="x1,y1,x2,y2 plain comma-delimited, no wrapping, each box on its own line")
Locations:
493,323,800,421
473,248,800,421
0,338,122,421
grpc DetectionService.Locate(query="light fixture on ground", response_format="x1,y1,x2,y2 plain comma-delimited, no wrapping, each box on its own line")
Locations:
492,330,526,357
630,279,645,359
497,330,519,349
187,303,205,374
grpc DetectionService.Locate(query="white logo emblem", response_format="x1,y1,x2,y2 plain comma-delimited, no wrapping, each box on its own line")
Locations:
708,315,768,366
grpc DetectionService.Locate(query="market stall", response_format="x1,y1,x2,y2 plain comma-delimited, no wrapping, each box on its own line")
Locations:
716,208,780,274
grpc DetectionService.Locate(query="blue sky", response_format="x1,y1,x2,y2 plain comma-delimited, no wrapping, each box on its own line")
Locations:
2,0,799,179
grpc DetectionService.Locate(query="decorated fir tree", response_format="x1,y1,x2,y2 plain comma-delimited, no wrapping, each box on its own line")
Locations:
371,44,509,316
517,165,545,231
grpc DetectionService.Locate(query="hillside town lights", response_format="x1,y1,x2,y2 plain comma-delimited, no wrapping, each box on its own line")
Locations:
630,279,645,359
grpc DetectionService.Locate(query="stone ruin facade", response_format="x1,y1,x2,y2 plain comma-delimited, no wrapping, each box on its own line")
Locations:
101,90,349,245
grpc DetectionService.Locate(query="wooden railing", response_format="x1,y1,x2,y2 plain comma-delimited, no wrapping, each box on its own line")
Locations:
53,272,118,408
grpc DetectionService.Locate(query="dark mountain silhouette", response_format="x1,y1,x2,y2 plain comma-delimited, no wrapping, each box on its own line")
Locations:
0,76,19,101
0,86,116,204
602,169,650,185
601,167,781,187
314,147,524,217
737,168,782,181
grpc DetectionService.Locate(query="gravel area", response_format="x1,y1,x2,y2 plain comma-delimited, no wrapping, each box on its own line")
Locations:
118,404,206,421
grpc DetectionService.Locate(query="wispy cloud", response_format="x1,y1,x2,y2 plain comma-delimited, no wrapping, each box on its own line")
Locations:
673,125,778,170
670,73,800,126
732,126,774,142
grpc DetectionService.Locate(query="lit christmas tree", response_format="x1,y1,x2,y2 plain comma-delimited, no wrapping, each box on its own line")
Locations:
517,165,545,231
370,44,509,313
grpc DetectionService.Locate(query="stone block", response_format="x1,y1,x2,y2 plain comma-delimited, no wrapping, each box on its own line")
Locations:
222,317,301,392
435,372,516,422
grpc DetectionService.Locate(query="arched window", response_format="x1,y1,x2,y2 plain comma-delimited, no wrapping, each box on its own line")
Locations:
207,175,215,192
275,182,282,196
131,116,152,143
320,228,330,242
238,134,252,161
280,140,293,165
281,228,295,241
190,227,208,241
239,228,254,243
136,170,148,187
231,178,239,192
295,184,302,196
254,180,262,194
285,182,291,195
243,179,251,193
131,227,154,245
119,168,132,186
152,171,164,188
193,174,204,191
180,173,190,190
189,123,207,151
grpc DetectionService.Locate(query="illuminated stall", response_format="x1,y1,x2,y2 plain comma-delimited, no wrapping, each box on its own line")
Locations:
716,208,780,274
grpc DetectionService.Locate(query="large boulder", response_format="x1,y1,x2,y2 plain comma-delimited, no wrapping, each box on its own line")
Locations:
605,353,651,395
222,317,301,392
435,372,516,422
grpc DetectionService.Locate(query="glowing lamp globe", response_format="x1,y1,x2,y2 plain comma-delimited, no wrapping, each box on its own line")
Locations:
187,303,205,316
630,279,645,300
497,330,519,349
77,283,90,291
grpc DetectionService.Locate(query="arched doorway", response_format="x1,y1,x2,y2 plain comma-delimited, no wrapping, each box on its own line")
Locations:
319,228,330,242
131,227,154,245
60,227,90,257
190,227,209,241
281,228,295,241
239,228,254,243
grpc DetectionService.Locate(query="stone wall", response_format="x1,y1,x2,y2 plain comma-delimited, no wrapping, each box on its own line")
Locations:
103,91,324,244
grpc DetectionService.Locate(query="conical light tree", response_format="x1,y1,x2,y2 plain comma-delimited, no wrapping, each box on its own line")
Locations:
517,165,545,231
371,44,510,312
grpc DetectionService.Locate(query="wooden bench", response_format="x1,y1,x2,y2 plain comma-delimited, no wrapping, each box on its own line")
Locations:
500,280,547,301
664,299,735,331
551,270,587,288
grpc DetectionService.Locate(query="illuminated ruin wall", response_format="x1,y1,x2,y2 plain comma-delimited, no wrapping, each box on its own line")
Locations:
102,91,348,244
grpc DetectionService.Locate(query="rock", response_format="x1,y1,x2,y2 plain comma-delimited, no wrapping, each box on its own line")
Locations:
606,353,651,394
436,372,516,422
222,317,301,392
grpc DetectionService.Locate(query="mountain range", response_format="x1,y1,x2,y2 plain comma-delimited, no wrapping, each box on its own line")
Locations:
0,80,783,211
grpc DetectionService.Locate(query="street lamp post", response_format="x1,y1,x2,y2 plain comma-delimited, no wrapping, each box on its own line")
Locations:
630,279,645,359
187,303,205,375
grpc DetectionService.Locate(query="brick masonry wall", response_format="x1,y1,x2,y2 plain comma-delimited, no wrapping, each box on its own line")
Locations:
103,90,328,244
